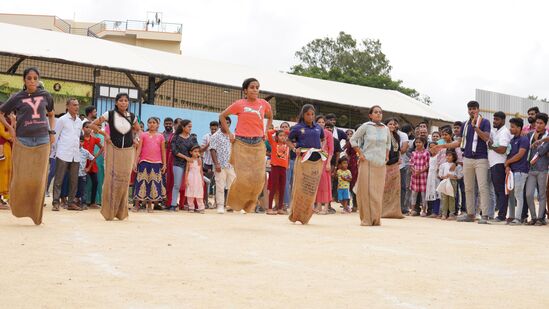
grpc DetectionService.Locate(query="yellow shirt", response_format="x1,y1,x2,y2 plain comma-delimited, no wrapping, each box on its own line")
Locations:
337,169,352,189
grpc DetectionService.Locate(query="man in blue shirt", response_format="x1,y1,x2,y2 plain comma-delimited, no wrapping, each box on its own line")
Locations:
437,101,491,223
505,118,530,225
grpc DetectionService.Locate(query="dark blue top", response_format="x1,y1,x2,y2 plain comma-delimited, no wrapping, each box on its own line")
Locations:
460,118,491,159
289,122,324,149
508,135,530,173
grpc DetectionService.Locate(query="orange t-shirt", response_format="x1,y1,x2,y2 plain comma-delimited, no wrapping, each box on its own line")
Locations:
267,129,289,168
227,99,271,138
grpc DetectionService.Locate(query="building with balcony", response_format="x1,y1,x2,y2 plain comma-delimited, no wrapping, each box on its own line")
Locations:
0,12,182,54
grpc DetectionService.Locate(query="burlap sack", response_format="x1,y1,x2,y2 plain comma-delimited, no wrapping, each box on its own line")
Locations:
10,140,49,225
288,158,323,224
382,163,404,219
101,143,134,221
227,140,266,213
355,160,386,226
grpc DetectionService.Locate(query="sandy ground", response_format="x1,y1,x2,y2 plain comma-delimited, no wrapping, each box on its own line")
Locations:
1,200,549,309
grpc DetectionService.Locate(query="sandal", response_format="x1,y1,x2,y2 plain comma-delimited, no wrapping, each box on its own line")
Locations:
0,204,9,210
277,209,288,215
266,209,277,215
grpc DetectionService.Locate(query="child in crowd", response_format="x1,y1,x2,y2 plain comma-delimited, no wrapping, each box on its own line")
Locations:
409,137,429,216
185,145,206,213
133,117,166,213
425,142,440,217
77,135,96,208
438,151,462,220
82,122,104,209
337,157,352,213
438,126,464,215
266,129,290,215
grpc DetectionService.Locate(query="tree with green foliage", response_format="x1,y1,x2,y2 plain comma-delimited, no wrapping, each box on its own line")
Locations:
290,31,420,98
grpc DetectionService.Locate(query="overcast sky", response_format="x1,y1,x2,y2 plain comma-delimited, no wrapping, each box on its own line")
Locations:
3,0,548,120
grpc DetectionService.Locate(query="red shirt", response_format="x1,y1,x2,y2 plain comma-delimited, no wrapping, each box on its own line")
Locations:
83,135,101,173
267,129,289,168
227,99,271,138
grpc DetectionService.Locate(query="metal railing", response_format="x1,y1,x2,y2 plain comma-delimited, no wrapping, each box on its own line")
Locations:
86,19,182,37
53,16,71,33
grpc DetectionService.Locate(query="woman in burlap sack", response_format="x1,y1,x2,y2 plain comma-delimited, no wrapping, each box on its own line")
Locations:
89,93,141,221
0,67,56,225
381,118,404,219
350,105,391,226
218,78,273,213
287,104,326,224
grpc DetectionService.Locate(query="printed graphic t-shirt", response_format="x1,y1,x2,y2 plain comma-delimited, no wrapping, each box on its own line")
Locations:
0,89,54,137
227,99,271,138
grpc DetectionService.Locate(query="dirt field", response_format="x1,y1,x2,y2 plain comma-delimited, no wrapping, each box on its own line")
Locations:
1,202,548,309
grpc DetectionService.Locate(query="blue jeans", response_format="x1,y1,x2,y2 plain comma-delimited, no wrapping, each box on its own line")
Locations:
400,167,409,213
17,135,49,147
508,172,528,220
46,157,56,192
171,165,185,207
77,176,87,199
284,159,295,205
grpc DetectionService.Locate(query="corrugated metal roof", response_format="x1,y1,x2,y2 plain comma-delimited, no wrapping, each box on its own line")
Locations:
0,22,453,122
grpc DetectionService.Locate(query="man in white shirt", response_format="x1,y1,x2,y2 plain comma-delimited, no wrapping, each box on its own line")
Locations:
487,111,511,223
201,121,219,208
52,99,83,211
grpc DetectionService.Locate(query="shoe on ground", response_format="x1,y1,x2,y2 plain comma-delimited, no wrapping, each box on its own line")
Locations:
448,214,456,220
52,203,60,211
534,220,544,226
489,217,507,225
277,209,288,215
217,206,225,214
478,216,489,224
67,203,82,211
457,214,475,222
508,219,522,225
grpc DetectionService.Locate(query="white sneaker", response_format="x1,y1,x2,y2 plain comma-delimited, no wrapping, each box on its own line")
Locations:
217,206,225,214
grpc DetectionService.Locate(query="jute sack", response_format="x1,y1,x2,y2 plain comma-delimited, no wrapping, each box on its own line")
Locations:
288,158,323,224
381,163,404,219
101,143,134,221
10,140,49,225
226,139,266,213
354,160,386,226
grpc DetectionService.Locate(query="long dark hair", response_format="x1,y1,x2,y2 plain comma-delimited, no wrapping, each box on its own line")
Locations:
368,105,383,120
22,67,41,91
175,119,192,135
242,78,259,90
384,118,400,144
298,104,316,123
113,93,131,118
